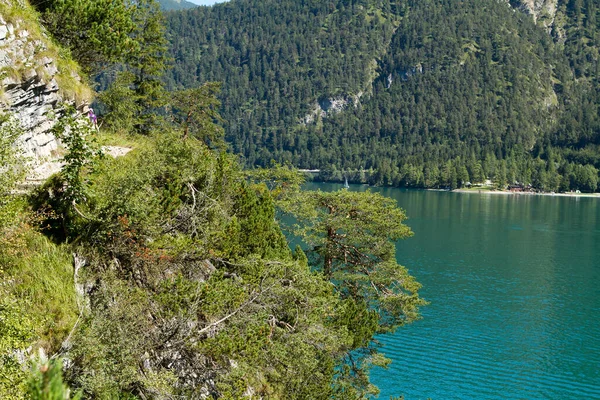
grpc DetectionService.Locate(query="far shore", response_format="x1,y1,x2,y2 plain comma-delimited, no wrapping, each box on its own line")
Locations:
450,188,600,198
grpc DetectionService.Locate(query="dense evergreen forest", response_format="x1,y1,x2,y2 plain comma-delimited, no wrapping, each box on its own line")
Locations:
157,0,196,11
1,0,424,398
165,0,600,192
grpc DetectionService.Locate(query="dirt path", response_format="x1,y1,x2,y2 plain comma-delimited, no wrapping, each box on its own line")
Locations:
20,146,133,189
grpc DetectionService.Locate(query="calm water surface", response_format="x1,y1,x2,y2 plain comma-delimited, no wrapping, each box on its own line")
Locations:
311,184,600,400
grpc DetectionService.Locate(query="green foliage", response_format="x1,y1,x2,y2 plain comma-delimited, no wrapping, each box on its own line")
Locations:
246,162,306,200
568,163,599,192
28,357,81,400
0,222,78,399
128,0,170,133
279,188,426,395
32,0,137,73
166,0,399,164
0,113,76,394
24,132,354,398
52,106,103,205
0,298,34,399
171,82,224,145
67,275,177,398
1,225,79,352
197,258,351,399
31,0,170,133
97,71,141,134
81,131,235,244
25,127,422,396
217,184,291,260
281,189,424,330
96,0,170,134
0,117,29,400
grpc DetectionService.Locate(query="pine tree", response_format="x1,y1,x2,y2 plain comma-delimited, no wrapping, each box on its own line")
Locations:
33,0,136,73
280,188,426,395
128,0,170,133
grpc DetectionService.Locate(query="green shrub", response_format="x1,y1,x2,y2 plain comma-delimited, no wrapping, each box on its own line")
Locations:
28,357,81,400
0,297,34,399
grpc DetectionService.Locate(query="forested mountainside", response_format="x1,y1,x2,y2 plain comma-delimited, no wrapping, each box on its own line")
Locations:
166,0,600,192
166,0,399,159
158,0,196,11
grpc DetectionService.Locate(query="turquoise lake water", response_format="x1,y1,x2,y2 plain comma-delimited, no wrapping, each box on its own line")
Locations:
311,184,600,399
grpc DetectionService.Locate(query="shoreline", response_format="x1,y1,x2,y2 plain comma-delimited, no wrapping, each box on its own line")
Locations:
450,188,600,198
310,181,600,198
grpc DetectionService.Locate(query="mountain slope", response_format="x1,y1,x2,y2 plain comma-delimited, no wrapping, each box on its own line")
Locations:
166,0,400,163
158,0,196,11
313,0,562,183
165,0,600,191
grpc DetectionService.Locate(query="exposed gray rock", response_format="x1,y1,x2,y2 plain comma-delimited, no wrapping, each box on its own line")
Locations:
0,15,69,162
507,0,561,36
102,146,133,158
22,146,132,187
302,92,363,124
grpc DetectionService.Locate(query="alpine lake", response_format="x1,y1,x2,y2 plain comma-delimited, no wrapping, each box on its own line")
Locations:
307,183,600,400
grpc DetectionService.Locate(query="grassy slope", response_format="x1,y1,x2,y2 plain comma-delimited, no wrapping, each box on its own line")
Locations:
0,1,94,397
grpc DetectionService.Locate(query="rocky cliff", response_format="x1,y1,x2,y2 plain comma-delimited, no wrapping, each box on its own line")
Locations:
0,1,90,162
508,0,564,37
512,0,558,23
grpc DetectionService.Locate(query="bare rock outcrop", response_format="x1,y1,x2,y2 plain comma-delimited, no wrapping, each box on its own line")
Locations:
508,0,562,36
302,93,363,125
0,4,90,164
0,14,64,159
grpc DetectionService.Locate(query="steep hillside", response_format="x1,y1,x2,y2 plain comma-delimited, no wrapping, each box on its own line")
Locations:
166,0,400,162
158,0,196,11
2,1,425,398
165,0,600,191
312,0,563,184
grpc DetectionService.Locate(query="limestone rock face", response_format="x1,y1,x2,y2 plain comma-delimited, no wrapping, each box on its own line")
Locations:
302,93,363,125
509,0,559,33
0,14,66,160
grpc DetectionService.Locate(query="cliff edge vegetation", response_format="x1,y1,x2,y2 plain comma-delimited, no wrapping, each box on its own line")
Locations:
0,1,424,398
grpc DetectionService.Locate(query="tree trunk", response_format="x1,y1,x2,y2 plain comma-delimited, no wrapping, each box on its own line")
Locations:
324,226,335,279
